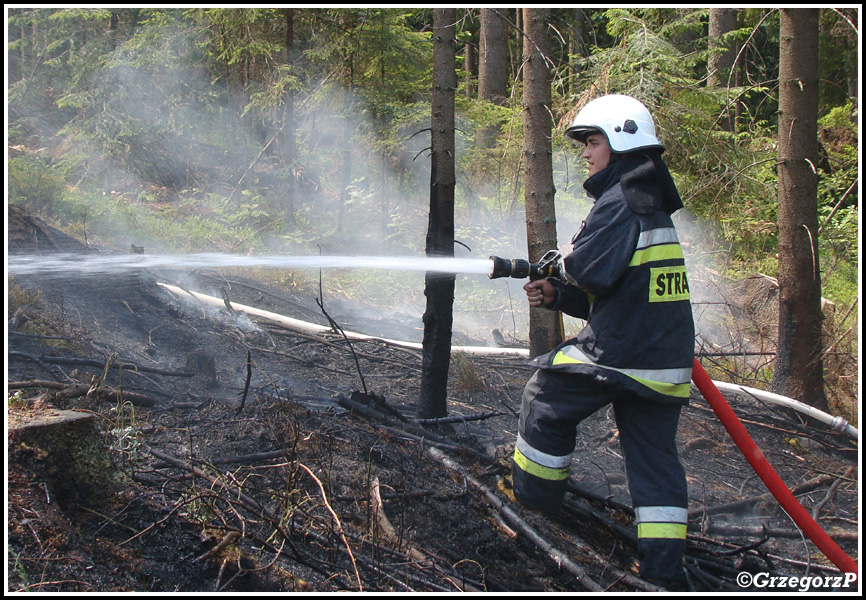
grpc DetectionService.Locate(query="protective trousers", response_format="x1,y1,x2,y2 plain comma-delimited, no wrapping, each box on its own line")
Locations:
512,370,688,581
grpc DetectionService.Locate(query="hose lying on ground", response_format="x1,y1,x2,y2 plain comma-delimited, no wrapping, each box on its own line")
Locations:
711,380,858,441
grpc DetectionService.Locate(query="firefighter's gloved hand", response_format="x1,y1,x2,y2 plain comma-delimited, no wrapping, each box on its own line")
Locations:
524,279,556,308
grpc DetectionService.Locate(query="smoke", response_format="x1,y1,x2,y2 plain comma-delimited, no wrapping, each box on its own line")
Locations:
672,209,732,351
11,11,729,350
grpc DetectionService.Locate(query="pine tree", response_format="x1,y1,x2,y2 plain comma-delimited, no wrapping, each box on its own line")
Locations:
522,8,562,357
772,9,828,412
418,8,457,419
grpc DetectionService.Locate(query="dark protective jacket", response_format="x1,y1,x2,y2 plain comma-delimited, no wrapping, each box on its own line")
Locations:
534,150,695,404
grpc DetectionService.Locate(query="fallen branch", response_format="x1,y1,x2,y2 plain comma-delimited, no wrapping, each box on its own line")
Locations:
195,530,242,563
566,478,635,517
7,351,67,381
248,345,404,380
368,475,480,595
811,467,854,520
426,447,603,592
684,558,728,592
487,507,519,540
10,331,73,341
370,477,402,544
146,447,264,512
205,450,287,466
688,473,838,519
150,449,289,470
411,411,504,426
697,521,858,541
368,475,456,585
556,499,662,592
264,326,419,370
316,296,368,395
220,286,236,314
562,496,637,545
8,353,196,377
336,394,495,463
8,379,158,408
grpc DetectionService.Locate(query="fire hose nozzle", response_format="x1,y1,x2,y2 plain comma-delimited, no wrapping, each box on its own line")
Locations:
489,256,531,279
489,250,562,281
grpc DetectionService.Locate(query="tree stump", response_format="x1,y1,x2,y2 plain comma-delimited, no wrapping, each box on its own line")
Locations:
8,409,127,509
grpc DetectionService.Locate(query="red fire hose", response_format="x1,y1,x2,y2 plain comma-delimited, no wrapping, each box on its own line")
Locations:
691,358,858,577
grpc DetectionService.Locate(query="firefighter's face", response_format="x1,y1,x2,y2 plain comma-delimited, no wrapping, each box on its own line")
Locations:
582,133,611,177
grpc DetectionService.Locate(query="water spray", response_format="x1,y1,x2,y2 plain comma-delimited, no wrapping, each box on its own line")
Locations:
7,251,578,282
6,253,497,278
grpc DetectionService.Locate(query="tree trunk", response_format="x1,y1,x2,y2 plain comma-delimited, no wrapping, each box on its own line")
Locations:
283,8,296,224
478,8,509,105
418,8,457,419
708,8,738,86
338,13,355,234
708,8,739,131
476,8,509,148
464,41,477,98
569,8,586,99
522,8,562,358
771,9,828,413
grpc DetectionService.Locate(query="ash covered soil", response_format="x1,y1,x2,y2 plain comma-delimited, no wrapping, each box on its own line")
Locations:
6,206,859,593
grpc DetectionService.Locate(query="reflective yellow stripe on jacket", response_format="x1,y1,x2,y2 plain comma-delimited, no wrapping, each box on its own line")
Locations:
629,227,684,267
551,345,692,399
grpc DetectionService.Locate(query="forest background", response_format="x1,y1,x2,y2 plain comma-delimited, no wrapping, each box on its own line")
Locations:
6,8,860,417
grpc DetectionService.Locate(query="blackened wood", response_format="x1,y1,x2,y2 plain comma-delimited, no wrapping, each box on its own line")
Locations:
418,9,457,419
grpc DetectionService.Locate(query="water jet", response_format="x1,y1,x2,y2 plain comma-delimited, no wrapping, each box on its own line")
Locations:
7,252,496,278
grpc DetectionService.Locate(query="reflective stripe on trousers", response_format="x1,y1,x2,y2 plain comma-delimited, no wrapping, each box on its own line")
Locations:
634,506,688,581
513,433,570,481
512,433,572,513
636,506,688,540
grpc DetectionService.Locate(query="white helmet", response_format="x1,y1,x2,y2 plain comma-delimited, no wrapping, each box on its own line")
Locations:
565,94,663,153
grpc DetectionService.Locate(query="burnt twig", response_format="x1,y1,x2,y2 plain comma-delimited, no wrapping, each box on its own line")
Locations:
8,379,158,407
412,411,504,425
9,353,195,377
811,467,855,520
195,530,242,563
220,286,235,314
236,350,252,416
316,296,368,395
688,473,837,519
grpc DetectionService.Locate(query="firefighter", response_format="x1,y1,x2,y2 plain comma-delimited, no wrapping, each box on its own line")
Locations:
513,94,694,586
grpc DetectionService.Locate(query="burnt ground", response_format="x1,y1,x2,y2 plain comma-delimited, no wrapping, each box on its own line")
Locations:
6,206,860,593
